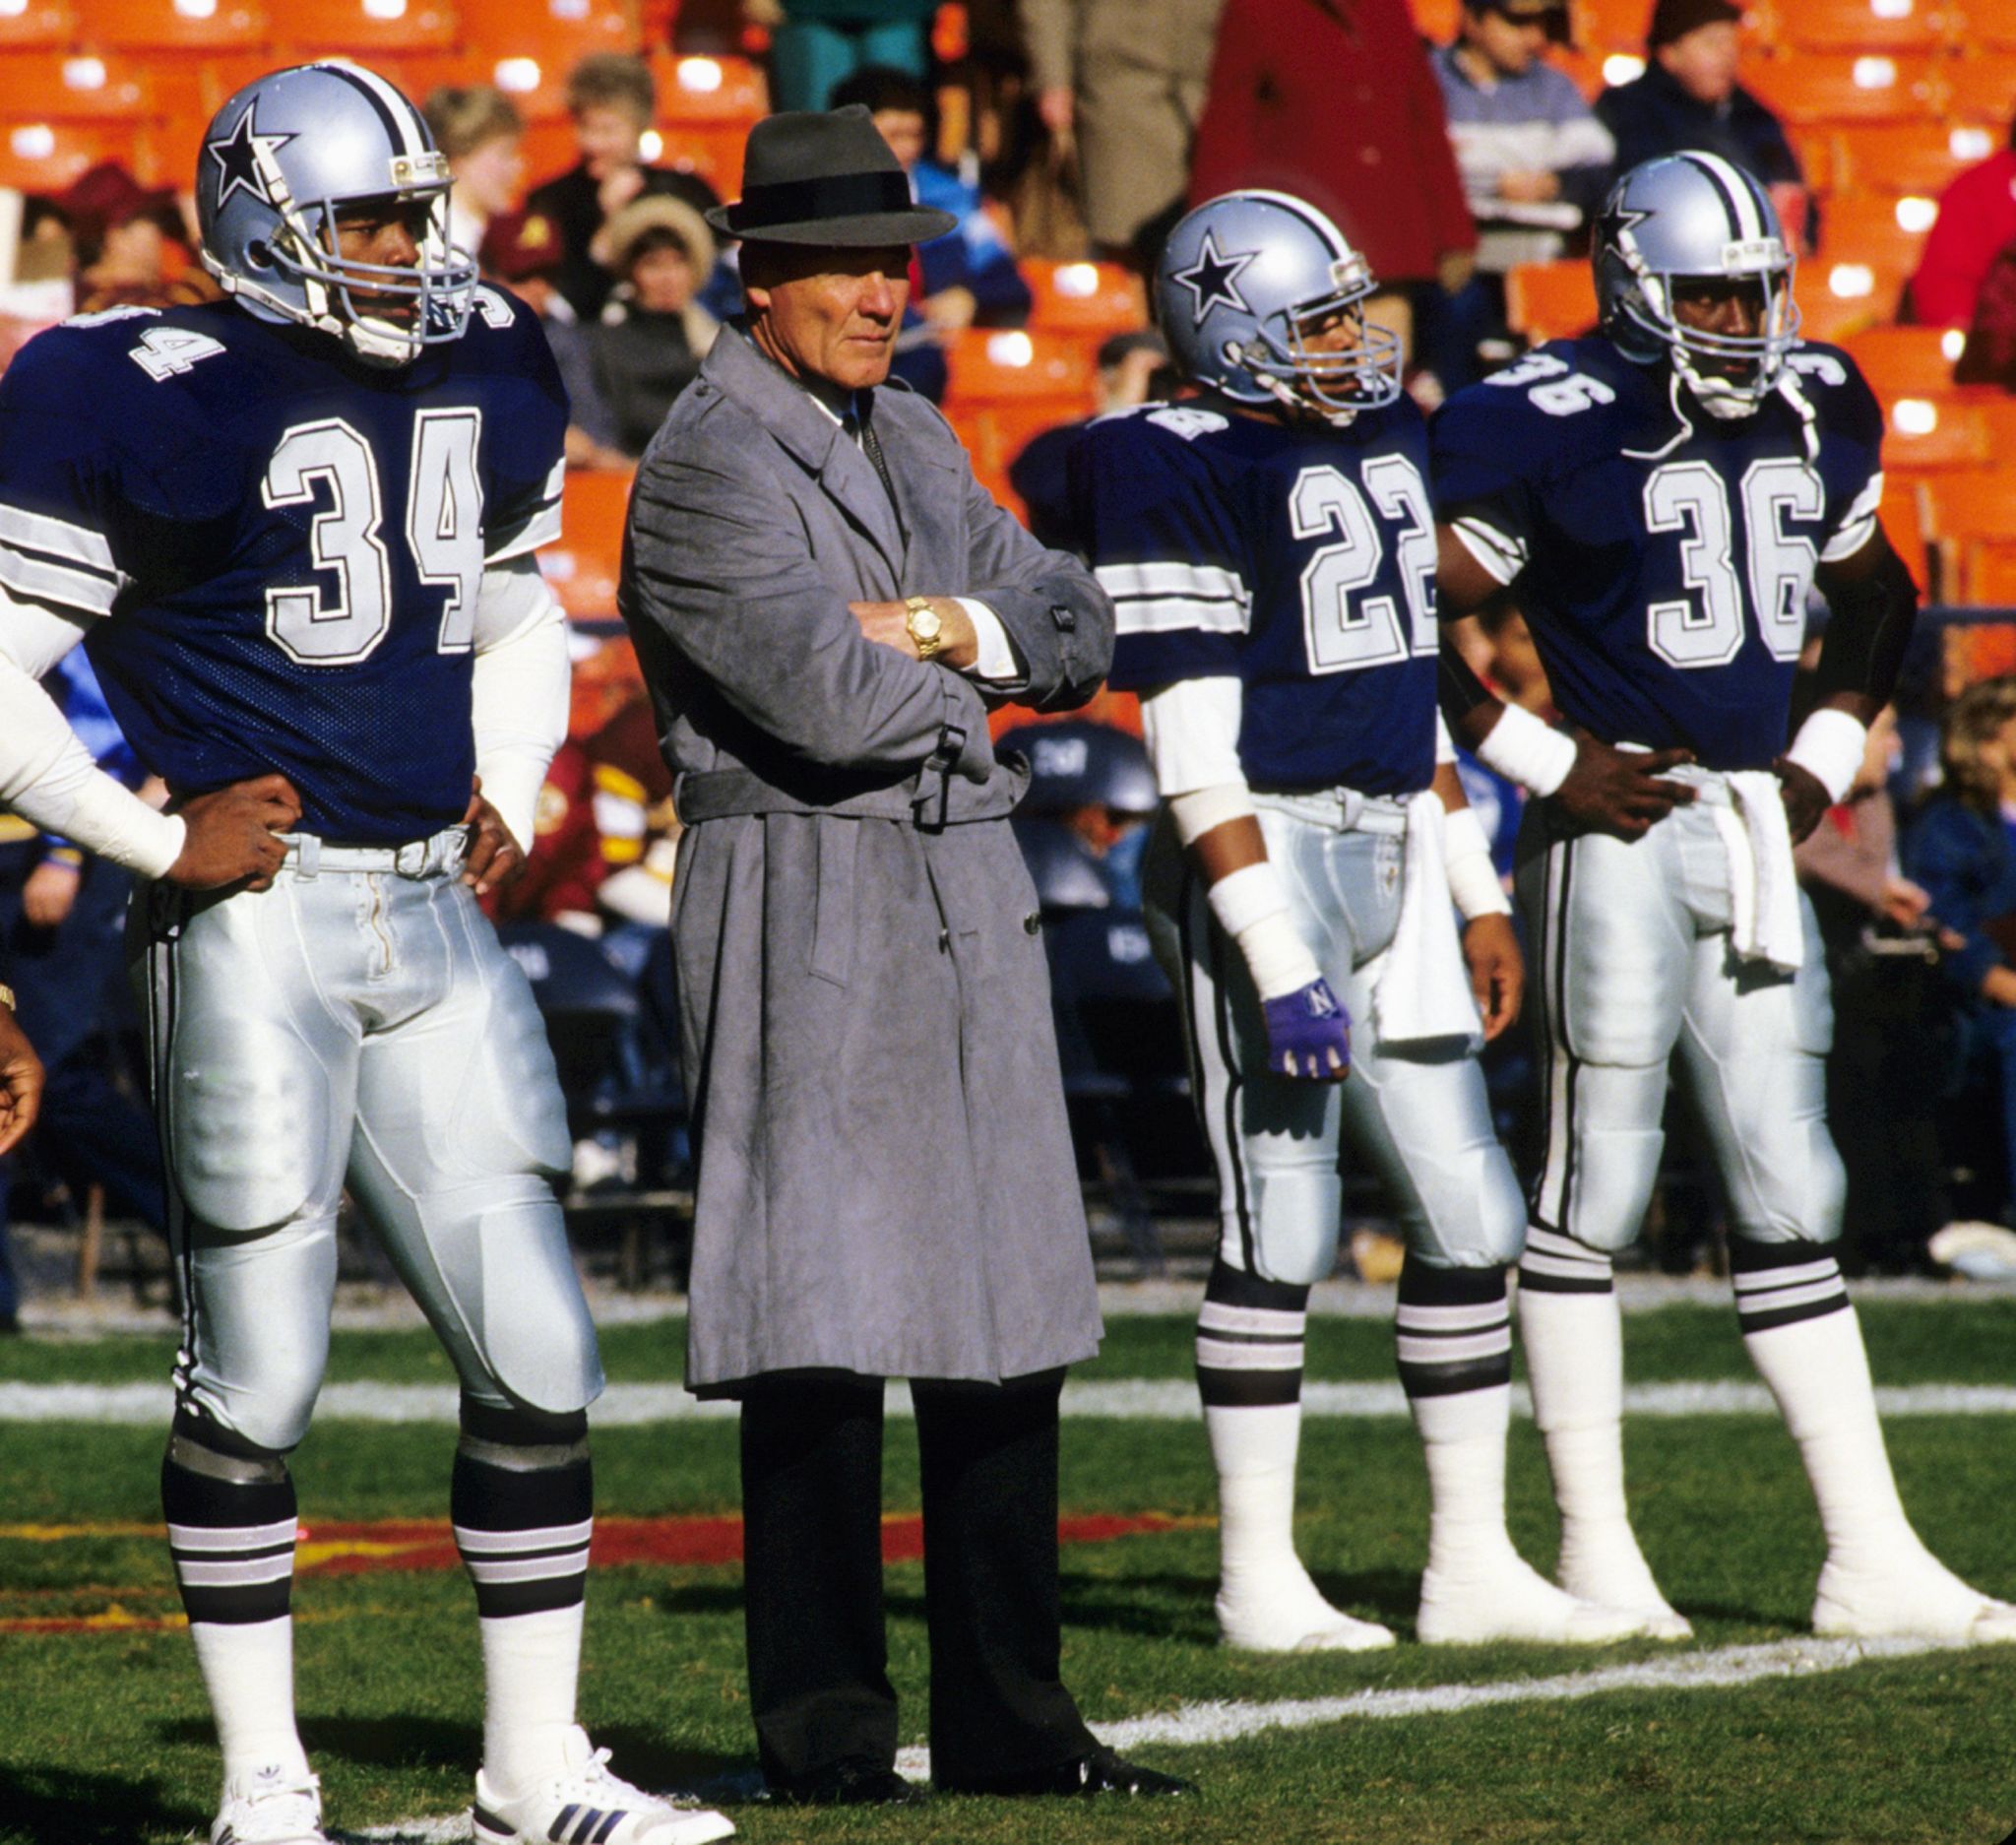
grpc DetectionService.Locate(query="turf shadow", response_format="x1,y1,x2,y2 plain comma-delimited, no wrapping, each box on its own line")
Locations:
1051,1566,1419,1641
0,1763,207,1844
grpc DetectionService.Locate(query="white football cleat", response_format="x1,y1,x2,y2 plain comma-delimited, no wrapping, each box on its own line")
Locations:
1556,1521,1694,1642
1215,1564,1397,1653
473,1727,736,1845
211,1766,327,1845
1812,1549,2016,1644
1418,1551,1643,1646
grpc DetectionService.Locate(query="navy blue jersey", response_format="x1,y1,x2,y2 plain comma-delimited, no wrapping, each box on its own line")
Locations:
0,287,567,843
1077,399,1439,797
1430,335,1884,772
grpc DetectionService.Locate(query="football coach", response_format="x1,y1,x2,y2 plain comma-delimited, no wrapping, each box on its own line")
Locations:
618,105,1191,1806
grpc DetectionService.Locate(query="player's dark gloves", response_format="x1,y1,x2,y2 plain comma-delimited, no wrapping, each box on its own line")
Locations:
1262,977,1352,1081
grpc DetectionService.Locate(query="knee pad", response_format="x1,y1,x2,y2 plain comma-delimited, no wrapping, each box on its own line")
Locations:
1408,1138,1528,1269
1247,1163,1343,1287
180,1218,337,1453
170,1013,335,1233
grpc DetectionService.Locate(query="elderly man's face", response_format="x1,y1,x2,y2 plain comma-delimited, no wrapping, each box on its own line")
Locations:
745,243,911,392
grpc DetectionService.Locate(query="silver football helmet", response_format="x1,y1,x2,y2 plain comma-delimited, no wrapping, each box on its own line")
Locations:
1595,151,1800,418
1155,189,1401,423
197,62,476,366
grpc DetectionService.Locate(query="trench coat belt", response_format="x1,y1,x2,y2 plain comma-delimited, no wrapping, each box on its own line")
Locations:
674,763,1028,828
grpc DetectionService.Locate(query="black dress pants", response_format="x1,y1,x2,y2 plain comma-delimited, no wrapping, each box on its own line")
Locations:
737,1367,1096,1790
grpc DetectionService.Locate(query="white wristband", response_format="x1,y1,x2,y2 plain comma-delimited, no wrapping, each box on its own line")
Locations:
1168,782,1256,847
1207,860,1322,998
1783,707,1867,806
1474,702,1577,798
1443,806,1512,920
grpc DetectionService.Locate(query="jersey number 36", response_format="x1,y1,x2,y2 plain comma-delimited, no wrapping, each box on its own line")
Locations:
1644,457,1819,669
262,411,485,667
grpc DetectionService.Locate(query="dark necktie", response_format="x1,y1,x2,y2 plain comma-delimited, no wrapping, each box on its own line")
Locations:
846,402,903,531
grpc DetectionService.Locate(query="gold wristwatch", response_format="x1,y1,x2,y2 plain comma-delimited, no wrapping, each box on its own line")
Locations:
904,595,944,661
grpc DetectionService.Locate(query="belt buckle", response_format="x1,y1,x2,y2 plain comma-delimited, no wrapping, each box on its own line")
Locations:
395,839,427,877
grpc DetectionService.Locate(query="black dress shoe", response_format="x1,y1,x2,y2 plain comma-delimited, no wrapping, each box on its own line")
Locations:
949,1745,1197,1798
768,1760,930,1806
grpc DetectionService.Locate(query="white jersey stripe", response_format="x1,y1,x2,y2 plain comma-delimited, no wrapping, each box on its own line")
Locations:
0,502,119,575
0,543,122,616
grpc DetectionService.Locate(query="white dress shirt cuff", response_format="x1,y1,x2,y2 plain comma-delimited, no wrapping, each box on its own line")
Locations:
955,597,1023,682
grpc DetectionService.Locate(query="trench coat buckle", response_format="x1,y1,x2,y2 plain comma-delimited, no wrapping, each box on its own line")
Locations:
914,722,968,832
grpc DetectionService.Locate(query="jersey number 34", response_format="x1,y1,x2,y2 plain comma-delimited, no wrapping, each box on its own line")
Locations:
262,411,485,668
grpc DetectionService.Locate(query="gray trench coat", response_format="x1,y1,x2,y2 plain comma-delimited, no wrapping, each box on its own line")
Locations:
619,325,1114,1389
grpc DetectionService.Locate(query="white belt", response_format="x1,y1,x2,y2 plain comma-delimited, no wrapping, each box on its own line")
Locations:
1252,787,1412,836
282,826,470,879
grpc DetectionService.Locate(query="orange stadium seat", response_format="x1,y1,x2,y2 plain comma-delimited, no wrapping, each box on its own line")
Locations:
0,0,74,50
1960,540,2016,605
1921,467,2016,543
74,0,269,50
1940,52,2016,121
460,0,635,66
1408,0,1459,43
1504,258,1598,343
545,468,634,623
0,117,150,188
1740,51,1939,124
1753,0,1949,54
1830,120,1998,196
1948,1,2016,49
1795,255,1909,341
1814,190,1932,267
942,328,1096,505
0,49,172,118
650,52,766,195
276,0,457,55
1784,125,1836,195
1842,325,1962,404
1878,397,1990,475
1879,477,1930,594
1571,0,1654,53
1024,259,1145,339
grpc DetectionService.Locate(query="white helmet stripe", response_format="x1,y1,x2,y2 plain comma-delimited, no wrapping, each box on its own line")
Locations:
1685,150,1764,244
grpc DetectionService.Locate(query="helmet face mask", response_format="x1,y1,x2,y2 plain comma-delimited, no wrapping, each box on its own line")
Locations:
198,62,477,367
1157,190,1402,424
1595,152,1800,418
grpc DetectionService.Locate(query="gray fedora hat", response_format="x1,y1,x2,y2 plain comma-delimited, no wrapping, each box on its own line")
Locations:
706,104,957,247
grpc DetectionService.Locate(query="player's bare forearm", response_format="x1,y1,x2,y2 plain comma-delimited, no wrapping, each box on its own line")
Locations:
1189,811,1268,884
0,1004,43,1156
1811,530,1918,720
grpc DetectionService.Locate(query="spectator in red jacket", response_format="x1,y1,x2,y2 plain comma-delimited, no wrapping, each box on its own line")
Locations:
1909,118,2016,332
1188,0,1476,380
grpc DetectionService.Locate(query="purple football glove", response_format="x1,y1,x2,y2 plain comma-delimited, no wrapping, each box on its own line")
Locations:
1261,976,1352,1081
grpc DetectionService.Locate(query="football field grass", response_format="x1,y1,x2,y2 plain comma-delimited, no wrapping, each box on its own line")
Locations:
4,1298,2016,1843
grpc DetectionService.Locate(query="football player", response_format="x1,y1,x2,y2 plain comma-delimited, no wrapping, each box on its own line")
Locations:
1075,189,1642,1651
1434,150,2016,1643
0,65,734,1845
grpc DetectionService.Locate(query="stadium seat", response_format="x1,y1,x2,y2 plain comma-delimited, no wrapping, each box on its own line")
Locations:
1024,258,1146,339
1739,51,1939,124
1831,120,1997,197
0,0,73,50
1573,0,1656,52
1814,190,1933,267
460,0,634,67
1784,126,1836,195
0,49,165,118
545,468,634,623
1503,258,1598,343
1960,538,2016,605
1939,52,2016,121
1795,257,1909,341
650,52,767,195
74,0,268,50
275,0,457,55
1408,0,1459,43
1878,398,1990,475
1921,467,2016,543
1948,0,2016,49
1754,0,1948,54
1842,325,1962,404
1879,477,1929,594
0,118,143,189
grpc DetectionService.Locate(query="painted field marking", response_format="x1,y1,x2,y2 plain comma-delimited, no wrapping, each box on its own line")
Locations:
339,1632,1975,1837
9,1377,2016,1425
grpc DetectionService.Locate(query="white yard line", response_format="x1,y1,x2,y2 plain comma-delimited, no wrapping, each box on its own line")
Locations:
9,1378,2016,1425
338,1632,1975,1834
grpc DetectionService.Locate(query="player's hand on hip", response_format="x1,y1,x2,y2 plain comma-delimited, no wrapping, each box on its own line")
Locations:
1554,736,1695,840
1261,976,1352,1081
1462,912,1524,1041
0,1004,43,1156
461,778,525,897
1771,755,1831,845
167,773,300,891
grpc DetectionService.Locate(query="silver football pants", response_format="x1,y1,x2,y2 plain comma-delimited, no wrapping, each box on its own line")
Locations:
1516,777,1844,1253
1144,793,1526,1285
143,830,601,1453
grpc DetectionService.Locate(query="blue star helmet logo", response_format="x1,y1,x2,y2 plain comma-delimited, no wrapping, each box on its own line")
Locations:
1171,230,1256,323
1598,198,1650,250
206,101,296,213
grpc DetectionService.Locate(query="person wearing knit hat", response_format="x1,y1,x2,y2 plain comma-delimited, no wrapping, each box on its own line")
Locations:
1597,0,1808,245
589,194,722,456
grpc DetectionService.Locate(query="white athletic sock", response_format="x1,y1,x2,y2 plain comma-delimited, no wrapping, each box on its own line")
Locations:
1518,1277,1631,1536
481,1604,585,1794
1211,1396,1309,1586
190,1617,311,1785
1741,1305,1914,1571
1414,1384,1514,1574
